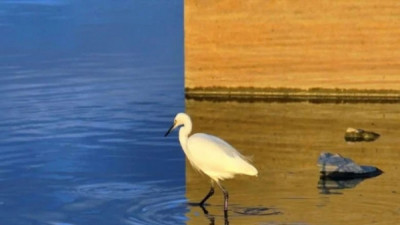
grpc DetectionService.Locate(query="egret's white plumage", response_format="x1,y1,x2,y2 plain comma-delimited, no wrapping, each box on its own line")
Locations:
187,133,258,180
164,112,258,215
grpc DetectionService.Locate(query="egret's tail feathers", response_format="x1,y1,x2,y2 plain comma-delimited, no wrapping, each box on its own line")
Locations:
245,164,258,176
243,154,254,162
241,155,258,176
237,160,258,176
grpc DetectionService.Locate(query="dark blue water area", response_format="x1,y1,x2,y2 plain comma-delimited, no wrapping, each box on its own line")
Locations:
0,1,186,224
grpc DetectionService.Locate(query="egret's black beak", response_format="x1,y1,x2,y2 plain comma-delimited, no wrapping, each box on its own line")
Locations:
164,122,175,137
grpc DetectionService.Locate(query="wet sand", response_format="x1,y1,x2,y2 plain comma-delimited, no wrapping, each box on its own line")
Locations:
185,87,400,103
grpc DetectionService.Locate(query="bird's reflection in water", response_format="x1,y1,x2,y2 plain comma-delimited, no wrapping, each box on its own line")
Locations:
192,203,281,225
199,204,228,225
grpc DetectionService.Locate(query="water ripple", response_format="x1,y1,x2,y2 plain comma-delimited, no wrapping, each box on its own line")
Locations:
68,181,187,225
124,185,187,225
74,182,162,200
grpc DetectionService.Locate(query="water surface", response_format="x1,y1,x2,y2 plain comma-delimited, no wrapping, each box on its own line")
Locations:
186,99,400,225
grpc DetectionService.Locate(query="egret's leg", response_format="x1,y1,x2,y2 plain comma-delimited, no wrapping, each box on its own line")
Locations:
200,186,215,206
216,182,229,218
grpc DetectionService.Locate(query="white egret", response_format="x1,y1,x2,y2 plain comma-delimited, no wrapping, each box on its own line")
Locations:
164,112,258,216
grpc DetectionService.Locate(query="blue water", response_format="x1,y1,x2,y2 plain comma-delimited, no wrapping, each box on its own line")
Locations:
0,1,185,224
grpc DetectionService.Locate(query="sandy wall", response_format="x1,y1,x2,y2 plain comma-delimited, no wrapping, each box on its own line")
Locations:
185,0,400,90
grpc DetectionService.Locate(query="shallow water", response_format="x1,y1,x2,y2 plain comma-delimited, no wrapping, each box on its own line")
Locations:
186,99,400,225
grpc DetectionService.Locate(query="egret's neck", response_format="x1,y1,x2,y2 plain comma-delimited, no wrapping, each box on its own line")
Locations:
178,120,192,156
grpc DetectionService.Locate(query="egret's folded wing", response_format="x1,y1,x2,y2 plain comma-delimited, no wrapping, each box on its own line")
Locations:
187,133,257,178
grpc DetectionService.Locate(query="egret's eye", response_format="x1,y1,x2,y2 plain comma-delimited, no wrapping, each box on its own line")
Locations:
174,120,177,124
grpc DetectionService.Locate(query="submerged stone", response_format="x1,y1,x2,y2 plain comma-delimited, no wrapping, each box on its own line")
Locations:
344,127,380,142
318,152,383,179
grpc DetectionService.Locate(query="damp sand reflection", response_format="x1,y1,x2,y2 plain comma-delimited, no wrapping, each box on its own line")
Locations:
185,99,400,225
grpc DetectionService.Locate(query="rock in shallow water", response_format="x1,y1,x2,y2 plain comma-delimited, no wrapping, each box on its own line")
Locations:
344,127,380,142
318,152,383,179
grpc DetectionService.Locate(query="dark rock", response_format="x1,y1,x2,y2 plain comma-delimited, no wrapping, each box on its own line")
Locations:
318,152,383,180
344,127,380,142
